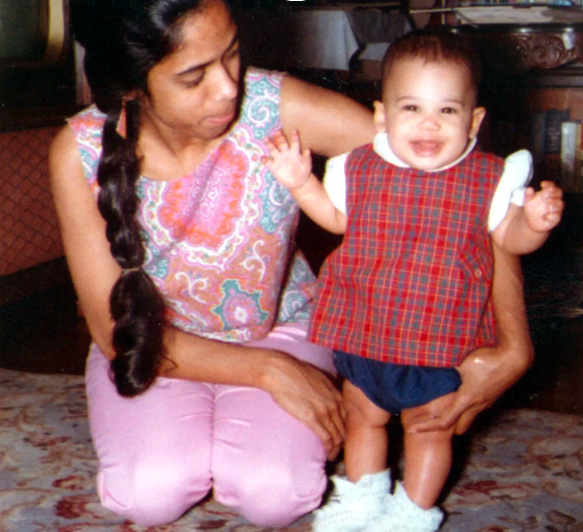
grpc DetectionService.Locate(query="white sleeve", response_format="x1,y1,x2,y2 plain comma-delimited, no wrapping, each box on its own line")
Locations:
488,149,533,232
323,153,349,215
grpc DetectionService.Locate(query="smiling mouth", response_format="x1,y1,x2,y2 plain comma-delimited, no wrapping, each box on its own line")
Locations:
410,140,442,156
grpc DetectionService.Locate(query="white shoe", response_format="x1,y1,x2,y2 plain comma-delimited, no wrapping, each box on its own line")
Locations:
362,482,444,532
312,470,391,532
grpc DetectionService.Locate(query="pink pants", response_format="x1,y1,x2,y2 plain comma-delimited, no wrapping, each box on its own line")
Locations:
85,324,335,527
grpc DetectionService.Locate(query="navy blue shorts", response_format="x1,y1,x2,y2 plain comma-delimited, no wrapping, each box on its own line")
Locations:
334,350,462,414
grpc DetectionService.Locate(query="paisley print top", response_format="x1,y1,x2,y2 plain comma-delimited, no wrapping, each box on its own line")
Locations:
68,68,317,343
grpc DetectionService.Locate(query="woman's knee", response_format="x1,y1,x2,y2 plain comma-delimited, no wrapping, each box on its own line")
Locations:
97,458,212,526
214,459,327,527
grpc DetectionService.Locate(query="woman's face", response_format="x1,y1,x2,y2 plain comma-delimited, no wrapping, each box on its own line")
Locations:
143,0,241,143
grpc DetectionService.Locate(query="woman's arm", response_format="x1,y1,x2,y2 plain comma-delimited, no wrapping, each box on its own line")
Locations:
49,124,345,459
408,244,534,434
279,75,375,157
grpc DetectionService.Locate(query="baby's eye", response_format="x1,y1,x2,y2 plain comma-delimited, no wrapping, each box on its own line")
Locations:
441,107,458,115
402,105,418,112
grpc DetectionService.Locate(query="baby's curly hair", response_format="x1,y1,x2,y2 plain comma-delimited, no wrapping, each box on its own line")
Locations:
382,30,482,102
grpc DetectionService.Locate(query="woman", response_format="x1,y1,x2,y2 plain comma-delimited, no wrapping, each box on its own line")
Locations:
50,0,533,527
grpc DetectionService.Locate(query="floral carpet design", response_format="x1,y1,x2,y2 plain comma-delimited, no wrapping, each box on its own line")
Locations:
1,367,582,531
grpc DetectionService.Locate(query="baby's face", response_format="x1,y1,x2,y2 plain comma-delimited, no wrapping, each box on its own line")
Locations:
375,57,485,171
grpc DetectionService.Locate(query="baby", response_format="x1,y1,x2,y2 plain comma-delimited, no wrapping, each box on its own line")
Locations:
266,30,563,532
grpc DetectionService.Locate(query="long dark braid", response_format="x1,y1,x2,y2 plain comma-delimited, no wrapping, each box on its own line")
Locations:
96,99,167,396
71,0,236,396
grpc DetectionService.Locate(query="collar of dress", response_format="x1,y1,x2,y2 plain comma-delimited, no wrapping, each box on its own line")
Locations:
373,132,477,173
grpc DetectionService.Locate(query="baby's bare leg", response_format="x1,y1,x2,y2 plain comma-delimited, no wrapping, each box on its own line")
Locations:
400,393,457,510
343,380,392,482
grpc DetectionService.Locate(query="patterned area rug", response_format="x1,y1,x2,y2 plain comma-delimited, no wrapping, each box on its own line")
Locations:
1,368,582,532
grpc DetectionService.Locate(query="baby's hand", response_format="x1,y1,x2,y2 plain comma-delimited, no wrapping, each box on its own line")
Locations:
264,130,312,190
523,181,564,233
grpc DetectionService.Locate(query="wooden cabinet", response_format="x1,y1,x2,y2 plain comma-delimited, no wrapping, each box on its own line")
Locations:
439,25,583,187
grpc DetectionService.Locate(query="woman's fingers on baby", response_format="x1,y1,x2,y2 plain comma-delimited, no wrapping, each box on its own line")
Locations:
329,400,346,439
318,424,341,460
300,398,343,460
315,383,345,459
322,412,345,460
313,422,340,460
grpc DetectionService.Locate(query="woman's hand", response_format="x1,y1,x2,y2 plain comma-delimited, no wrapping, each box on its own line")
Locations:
261,352,346,460
406,344,531,435
159,329,346,459
406,245,534,435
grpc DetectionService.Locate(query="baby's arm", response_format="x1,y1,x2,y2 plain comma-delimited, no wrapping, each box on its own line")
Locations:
491,181,563,254
265,130,347,234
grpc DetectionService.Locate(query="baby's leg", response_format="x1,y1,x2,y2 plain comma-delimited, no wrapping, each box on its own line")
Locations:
400,393,457,510
312,379,392,532
343,380,392,482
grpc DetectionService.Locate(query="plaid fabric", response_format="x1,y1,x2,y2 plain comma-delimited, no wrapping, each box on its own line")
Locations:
310,144,503,367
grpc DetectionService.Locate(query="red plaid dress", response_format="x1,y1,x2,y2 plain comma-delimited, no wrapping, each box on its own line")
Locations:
309,144,504,367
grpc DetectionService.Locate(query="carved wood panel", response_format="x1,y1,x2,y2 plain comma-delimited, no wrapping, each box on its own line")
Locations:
451,24,583,72
502,28,583,71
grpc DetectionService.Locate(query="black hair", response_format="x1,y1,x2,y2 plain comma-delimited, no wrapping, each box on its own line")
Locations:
382,29,482,102
70,0,235,396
